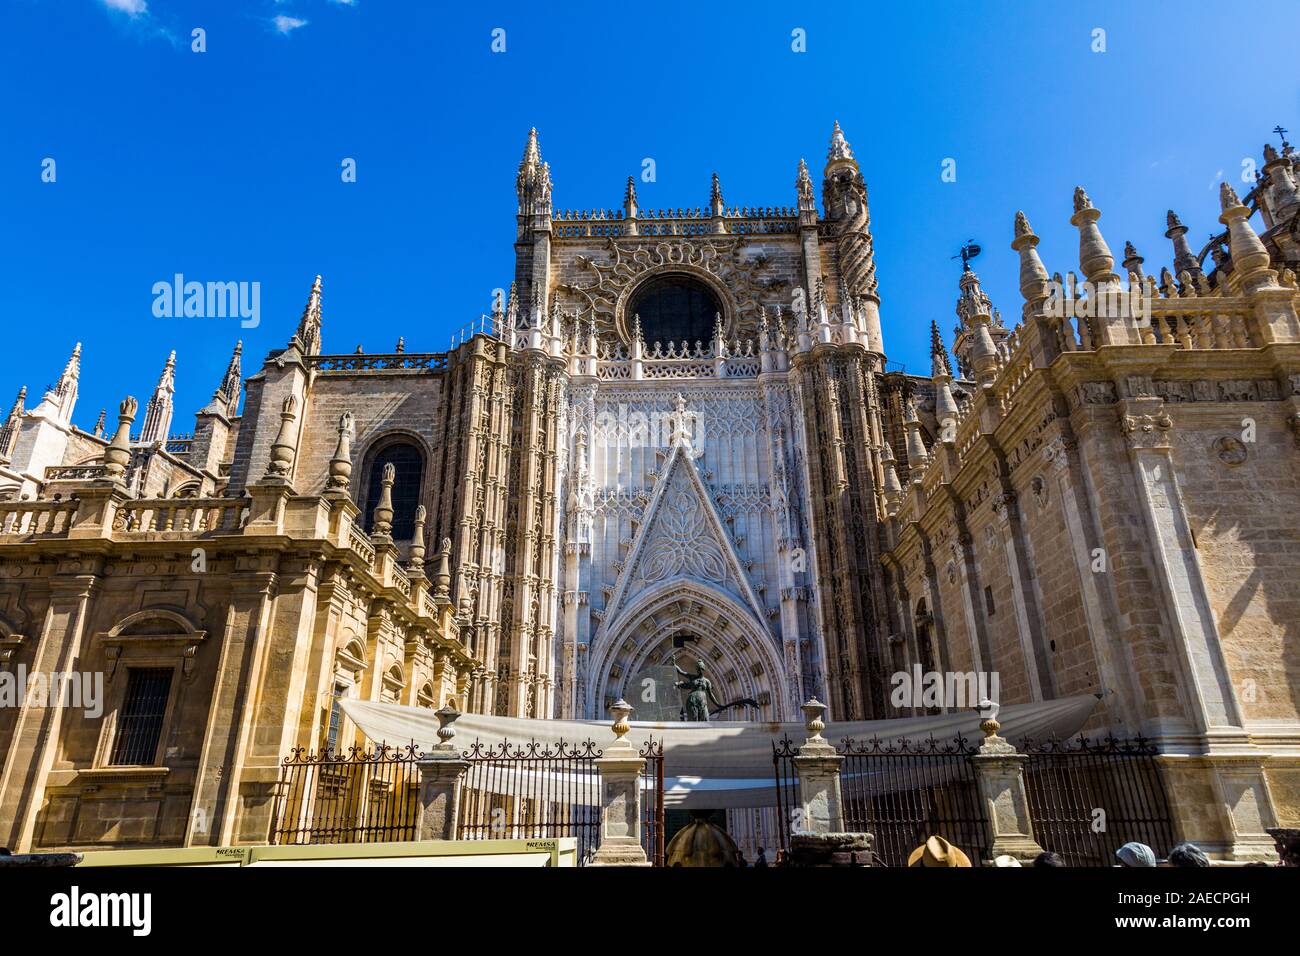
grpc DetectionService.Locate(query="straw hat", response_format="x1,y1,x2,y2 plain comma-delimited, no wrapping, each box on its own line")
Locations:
907,835,973,867
993,854,1023,867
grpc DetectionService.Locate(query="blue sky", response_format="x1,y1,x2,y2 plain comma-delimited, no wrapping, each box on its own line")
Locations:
2,0,1298,430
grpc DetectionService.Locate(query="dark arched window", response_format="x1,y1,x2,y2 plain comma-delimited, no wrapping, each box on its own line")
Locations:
362,441,424,540
628,273,722,346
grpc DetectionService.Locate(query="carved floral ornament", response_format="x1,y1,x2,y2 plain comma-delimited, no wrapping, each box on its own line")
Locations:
559,237,778,345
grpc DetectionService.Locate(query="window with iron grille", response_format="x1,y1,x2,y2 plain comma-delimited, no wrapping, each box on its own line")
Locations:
110,667,173,765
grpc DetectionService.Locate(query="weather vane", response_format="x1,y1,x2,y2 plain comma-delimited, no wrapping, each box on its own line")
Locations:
951,240,981,271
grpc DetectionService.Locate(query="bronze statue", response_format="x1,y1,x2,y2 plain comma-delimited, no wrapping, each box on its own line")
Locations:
671,653,760,721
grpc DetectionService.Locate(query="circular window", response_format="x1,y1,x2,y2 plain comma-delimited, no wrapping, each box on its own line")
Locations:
627,274,722,346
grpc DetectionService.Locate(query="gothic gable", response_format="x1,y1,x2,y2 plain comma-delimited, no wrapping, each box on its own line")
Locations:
599,437,768,638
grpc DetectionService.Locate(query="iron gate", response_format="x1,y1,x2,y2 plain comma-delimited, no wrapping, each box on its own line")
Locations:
773,733,989,865
1022,735,1175,866
268,743,422,845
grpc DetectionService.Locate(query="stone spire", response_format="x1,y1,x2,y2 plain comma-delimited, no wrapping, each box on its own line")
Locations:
1122,241,1145,280
1219,182,1274,289
1071,186,1118,285
205,340,242,418
623,175,639,221
796,158,817,220
819,121,881,349
92,408,106,439
1261,141,1300,224
827,120,854,166
516,128,553,231
880,438,903,515
930,321,959,437
139,350,176,445
903,395,929,480
709,172,726,233
953,260,1000,382
1011,211,1051,306
1164,210,1203,287
292,275,323,355
37,342,81,425
0,386,26,462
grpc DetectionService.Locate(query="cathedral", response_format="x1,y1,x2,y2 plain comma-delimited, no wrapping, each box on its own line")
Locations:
1,123,1298,860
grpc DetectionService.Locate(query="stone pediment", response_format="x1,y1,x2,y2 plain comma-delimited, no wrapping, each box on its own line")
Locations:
598,437,767,637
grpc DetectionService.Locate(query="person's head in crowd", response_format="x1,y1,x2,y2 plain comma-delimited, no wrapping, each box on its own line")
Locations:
907,835,972,867
1166,841,1210,867
1115,842,1157,868
1032,851,1065,867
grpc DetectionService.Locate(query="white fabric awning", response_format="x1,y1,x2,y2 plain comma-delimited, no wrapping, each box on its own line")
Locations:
340,695,1099,809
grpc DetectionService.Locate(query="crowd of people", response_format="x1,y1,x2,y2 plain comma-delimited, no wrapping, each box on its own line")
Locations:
727,832,1299,866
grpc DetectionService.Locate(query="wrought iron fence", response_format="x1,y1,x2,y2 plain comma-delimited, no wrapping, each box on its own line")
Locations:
456,737,603,858
267,734,663,865
772,733,989,866
268,743,422,845
839,734,988,865
1022,735,1175,866
640,738,666,867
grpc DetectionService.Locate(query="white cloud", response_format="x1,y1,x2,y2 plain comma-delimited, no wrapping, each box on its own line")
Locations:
273,15,309,34
100,0,148,15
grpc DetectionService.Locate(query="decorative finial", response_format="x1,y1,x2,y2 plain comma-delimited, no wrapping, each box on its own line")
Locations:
372,462,396,536
827,120,854,163
409,504,427,567
1219,181,1243,212
103,396,138,480
1013,210,1034,238
263,395,298,480
1072,186,1092,213
609,699,633,741
434,537,452,601
326,411,354,491
801,698,827,742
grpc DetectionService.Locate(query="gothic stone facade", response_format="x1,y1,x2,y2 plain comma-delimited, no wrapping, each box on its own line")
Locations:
0,125,1298,859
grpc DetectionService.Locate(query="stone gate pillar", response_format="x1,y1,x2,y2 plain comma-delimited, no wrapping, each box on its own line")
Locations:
590,699,650,867
970,715,1044,864
792,698,844,833
415,706,469,841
